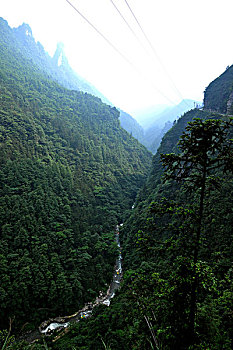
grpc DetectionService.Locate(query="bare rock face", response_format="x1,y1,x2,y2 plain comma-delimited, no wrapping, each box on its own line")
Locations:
15,23,33,38
204,65,233,114
53,42,67,67
227,91,233,115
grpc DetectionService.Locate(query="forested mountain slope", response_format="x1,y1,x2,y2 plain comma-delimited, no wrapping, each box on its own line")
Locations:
120,108,233,349
0,17,152,333
3,18,109,104
47,100,233,348
1,17,146,143
119,109,145,144
2,16,233,350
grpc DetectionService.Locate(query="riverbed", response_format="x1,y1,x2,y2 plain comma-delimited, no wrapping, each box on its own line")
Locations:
22,226,123,343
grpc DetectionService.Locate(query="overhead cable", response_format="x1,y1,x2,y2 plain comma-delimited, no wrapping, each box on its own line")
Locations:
65,0,133,67
109,0,148,53
123,0,187,104
65,0,176,104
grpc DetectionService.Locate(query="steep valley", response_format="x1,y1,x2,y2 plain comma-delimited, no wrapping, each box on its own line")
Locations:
0,16,233,350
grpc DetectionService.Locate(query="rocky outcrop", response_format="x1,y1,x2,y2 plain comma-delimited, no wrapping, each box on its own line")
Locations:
227,91,233,115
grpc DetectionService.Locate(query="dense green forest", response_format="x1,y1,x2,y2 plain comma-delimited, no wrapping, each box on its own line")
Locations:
1,17,233,350
43,111,233,350
0,17,152,337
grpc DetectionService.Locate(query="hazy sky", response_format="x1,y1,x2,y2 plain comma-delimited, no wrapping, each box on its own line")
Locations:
1,0,233,116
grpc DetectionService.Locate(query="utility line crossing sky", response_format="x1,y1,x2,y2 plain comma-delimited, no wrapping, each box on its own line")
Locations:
1,0,233,115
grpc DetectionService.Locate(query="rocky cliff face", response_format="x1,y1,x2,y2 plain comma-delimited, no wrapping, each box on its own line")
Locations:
227,91,233,115
204,64,233,114
53,42,66,67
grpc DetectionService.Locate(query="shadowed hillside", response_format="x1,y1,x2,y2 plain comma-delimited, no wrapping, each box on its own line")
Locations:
0,17,152,332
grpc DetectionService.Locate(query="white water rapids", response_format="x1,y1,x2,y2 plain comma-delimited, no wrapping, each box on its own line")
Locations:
39,225,123,336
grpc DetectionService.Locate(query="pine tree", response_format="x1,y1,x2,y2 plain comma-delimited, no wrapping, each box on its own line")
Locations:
161,117,233,346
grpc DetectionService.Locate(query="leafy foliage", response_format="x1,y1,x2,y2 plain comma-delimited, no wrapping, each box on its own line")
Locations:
30,114,233,350
1,15,233,350
57,115,233,350
161,118,233,346
0,17,151,332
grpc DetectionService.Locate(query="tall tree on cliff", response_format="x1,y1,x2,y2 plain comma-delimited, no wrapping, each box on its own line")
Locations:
161,117,233,346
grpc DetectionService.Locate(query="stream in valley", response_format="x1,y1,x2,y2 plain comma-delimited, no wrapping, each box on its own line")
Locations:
23,226,123,343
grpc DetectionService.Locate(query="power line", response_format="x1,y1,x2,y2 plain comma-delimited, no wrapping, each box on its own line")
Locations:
109,0,190,107
64,0,176,104
109,0,180,100
109,0,148,53
109,0,172,82
123,0,187,104
65,0,133,67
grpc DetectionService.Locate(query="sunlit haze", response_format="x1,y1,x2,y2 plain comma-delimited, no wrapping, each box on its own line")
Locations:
1,0,233,117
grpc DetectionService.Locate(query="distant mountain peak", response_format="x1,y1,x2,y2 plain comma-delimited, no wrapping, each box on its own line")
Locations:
15,22,33,38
